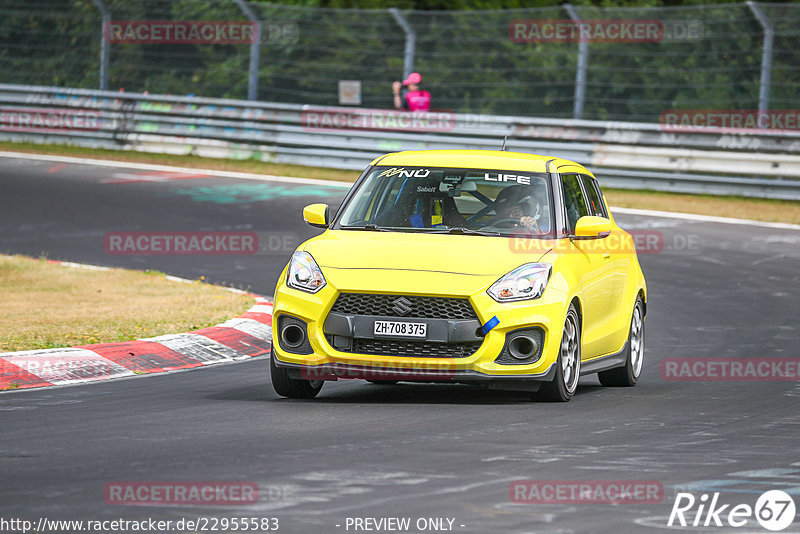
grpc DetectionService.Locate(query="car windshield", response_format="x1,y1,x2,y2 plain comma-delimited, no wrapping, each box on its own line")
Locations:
336,166,554,237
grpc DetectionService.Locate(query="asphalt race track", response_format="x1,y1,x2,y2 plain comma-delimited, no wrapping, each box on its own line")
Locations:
1,154,798,533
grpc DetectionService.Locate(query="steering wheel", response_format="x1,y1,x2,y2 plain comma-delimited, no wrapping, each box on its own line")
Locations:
480,218,523,230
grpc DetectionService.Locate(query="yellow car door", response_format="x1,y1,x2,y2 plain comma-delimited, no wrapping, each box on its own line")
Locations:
579,174,631,356
560,173,620,359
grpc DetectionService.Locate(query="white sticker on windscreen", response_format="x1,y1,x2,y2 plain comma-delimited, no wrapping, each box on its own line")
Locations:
484,172,531,185
378,167,431,178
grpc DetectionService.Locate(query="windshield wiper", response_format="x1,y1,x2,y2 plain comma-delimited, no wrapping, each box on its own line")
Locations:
438,227,500,236
340,224,390,232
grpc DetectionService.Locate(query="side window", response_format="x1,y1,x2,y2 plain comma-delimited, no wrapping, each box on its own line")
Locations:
560,173,589,232
355,176,388,224
579,175,606,217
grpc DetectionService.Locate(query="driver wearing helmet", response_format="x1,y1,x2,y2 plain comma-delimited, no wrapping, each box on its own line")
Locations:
492,184,545,233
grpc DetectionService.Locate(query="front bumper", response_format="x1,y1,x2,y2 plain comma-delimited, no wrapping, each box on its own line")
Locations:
272,268,568,382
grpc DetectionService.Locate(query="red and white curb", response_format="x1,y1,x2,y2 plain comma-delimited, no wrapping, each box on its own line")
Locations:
0,262,274,392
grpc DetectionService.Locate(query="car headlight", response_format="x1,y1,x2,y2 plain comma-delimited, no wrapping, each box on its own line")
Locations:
287,251,326,293
487,263,551,302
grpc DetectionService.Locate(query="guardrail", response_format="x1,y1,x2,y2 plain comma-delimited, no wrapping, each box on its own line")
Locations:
1,84,798,200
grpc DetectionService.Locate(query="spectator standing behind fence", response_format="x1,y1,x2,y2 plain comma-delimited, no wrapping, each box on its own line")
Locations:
392,72,431,111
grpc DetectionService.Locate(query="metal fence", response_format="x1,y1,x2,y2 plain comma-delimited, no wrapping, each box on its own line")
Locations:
1,83,799,200
0,1,798,122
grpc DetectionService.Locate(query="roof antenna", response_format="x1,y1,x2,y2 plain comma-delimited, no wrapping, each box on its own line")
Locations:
501,132,509,151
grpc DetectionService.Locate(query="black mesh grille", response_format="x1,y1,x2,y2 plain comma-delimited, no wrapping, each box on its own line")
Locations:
331,293,477,320
277,315,313,355
495,328,544,365
350,339,482,358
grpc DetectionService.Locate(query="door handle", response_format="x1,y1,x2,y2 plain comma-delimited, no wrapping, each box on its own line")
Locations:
602,252,611,261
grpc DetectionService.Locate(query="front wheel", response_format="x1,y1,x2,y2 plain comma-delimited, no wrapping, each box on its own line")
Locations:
270,355,324,399
598,297,644,387
534,304,581,402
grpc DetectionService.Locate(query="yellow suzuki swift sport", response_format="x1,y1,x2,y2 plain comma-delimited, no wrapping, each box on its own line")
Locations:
271,150,647,402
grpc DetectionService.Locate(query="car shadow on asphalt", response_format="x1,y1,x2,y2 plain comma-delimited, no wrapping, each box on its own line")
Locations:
207,377,610,405
306,383,534,404
269,382,603,404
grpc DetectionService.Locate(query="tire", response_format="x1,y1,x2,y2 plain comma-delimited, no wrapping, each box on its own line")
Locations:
366,380,399,385
598,297,644,387
270,355,324,399
534,304,581,402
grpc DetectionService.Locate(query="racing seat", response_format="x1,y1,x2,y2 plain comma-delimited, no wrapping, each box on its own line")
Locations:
372,178,472,228
407,194,471,228
436,194,471,228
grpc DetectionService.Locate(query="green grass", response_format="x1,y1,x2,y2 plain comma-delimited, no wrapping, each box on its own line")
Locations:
0,254,254,352
603,189,800,225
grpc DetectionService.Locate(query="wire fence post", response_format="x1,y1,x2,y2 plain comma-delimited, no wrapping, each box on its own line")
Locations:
747,1,773,121
563,4,588,120
389,8,416,82
90,0,110,91
234,0,260,101
564,4,589,119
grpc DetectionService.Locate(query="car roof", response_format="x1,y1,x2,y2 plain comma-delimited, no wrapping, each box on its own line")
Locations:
369,149,594,177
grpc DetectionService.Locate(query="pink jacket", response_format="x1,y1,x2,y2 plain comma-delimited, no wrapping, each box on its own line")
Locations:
404,90,431,111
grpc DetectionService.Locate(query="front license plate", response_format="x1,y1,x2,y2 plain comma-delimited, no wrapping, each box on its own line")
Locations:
373,320,427,338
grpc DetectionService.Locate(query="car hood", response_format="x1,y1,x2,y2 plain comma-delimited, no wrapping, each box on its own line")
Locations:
302,230,553,276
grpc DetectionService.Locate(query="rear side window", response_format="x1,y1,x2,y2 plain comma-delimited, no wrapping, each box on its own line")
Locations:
560,173,588,232
580,175,606,217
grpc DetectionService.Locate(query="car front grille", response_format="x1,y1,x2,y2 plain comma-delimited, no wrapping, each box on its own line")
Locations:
350,338,482,358
330,293,477,320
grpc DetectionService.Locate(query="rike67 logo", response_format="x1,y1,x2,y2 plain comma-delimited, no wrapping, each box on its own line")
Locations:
668,490,796,531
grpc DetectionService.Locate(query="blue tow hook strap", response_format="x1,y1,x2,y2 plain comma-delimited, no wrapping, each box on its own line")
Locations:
481,316,499,336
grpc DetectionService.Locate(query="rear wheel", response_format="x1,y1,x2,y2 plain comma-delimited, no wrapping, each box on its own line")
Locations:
270,356,324,399
534,304,581,402
598,297,644,387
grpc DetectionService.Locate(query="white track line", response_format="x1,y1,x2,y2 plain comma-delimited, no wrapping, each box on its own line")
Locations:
610,207,800,230
0,151,354,188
